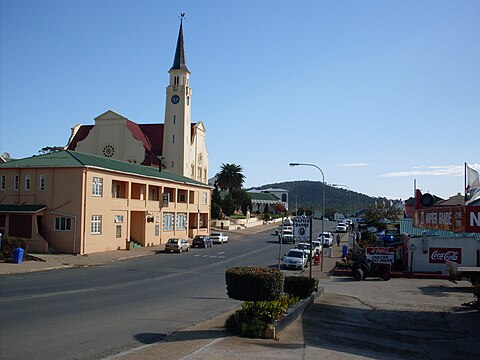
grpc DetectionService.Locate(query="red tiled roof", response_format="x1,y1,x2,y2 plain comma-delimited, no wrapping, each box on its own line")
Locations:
66,125,93,150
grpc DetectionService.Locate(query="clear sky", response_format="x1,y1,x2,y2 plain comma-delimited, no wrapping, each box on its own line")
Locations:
1,0,479,201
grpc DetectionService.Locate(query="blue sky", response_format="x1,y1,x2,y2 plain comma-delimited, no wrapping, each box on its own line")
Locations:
1,0,479,200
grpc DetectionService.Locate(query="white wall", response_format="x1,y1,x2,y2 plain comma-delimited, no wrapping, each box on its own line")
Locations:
409,236,479,274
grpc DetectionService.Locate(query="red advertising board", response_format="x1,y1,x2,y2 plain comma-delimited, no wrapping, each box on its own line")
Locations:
413,206,480,233
366,247,395,263
428,247,462,264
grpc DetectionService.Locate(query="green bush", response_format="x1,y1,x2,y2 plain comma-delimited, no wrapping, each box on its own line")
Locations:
0,235,27,260
225,294,298,337
284,276,318,299
225,267,285,301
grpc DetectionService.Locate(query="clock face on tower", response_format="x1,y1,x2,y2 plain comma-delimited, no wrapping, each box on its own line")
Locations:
171,95,180,104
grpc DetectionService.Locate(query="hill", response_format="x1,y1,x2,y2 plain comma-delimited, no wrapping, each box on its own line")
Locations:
252,181,395,217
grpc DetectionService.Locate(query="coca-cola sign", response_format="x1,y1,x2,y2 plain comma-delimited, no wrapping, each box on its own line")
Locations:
366,247,395,263
429,247,462,264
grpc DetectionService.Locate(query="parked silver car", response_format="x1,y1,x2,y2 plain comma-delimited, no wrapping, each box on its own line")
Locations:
165,238,190,253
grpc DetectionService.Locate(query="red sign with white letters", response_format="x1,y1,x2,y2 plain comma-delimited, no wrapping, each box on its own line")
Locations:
428,247,462,264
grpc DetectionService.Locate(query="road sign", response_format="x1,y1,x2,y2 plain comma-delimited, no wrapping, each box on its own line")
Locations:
293,216,311,242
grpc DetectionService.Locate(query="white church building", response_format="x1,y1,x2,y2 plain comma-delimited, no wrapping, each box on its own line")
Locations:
66,19,208,184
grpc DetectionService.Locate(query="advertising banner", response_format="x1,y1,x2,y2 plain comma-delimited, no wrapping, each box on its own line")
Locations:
293,216,311,242
414,206,480,233
366,247,395,263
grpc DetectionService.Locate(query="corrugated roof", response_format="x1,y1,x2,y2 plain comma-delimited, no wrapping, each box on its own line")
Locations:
0,150,209,188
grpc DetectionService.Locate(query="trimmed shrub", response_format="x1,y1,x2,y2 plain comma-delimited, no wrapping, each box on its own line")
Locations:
0,235,27,260
225,266,285,301
225,294,298,337
284,276,318,299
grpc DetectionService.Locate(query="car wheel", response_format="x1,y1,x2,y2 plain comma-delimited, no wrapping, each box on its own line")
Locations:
381,270,391,281
186,246,189,252
179,248,182,253
354,268,364,281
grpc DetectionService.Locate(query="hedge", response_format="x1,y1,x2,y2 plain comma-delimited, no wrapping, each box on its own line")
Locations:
284,276,318,299
0,235,27,260
225,266,285,301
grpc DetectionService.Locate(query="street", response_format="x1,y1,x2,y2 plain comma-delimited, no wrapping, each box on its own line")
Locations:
0,228,286,360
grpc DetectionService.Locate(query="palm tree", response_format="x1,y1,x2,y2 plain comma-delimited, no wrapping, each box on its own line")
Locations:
216,163,245,193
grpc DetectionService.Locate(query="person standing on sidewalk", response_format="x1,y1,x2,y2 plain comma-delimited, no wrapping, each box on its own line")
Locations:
336,234,341,247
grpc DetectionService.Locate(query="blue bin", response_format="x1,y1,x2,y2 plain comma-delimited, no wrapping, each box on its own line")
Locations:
13,248,24,264
342,245,349,257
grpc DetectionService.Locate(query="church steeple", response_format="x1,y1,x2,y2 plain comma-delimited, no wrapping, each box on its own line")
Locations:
170,18,190,74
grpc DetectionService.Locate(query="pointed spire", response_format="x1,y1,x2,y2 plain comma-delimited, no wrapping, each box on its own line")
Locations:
170,17,190,73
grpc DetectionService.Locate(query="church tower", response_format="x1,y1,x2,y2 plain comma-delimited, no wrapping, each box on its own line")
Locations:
163,18,192,178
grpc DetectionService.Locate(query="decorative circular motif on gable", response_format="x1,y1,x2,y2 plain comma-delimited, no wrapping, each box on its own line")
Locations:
102,144,115,158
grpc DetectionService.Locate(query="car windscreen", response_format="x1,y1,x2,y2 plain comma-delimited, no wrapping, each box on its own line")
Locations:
167,239,177,243
287,251,304,258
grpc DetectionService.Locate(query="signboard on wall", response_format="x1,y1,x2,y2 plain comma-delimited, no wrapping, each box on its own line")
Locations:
413,206,480,233
429,247,462,264
366,247,395,263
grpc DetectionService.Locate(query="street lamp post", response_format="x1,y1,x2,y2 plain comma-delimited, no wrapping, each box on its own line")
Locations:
289,163,325,271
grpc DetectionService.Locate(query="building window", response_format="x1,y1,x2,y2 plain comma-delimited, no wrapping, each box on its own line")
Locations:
25,174,31,191
202,191,208,205
14,175,19,191
282,194,287,202
155,224,160,236
54,217,71,231
171,161,174,168
1,175,5,191
92,177,103,196
163,212,174,231
39,174,45,191
173,115,176,124
116,224,122,238
172,134,175,144
176,213,187,231
91,215,102,234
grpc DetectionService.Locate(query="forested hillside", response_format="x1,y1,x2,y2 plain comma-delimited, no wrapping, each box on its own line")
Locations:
253,181,395,217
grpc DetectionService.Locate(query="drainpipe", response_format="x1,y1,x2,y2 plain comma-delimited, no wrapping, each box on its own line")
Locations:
50,211,77,254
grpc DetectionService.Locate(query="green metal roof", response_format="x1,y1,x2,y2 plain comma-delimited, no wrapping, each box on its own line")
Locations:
0,150,209,188
0,205,47,213
248,192,280,202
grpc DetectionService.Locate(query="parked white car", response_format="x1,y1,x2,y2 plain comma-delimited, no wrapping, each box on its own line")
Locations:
317,232,334,247
282,249,308,270
210,232,229,244
296,242,321,257
336,223,347,233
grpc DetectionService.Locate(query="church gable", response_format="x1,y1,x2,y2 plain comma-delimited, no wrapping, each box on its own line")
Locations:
94,110,127,122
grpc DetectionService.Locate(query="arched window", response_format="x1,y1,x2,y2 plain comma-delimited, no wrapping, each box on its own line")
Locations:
282,194,287,202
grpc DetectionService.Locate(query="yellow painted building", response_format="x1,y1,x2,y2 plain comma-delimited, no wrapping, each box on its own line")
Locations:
0,151,211,254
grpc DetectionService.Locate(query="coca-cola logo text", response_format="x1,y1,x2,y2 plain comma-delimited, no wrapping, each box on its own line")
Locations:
429,247,462,263
366,247,395,255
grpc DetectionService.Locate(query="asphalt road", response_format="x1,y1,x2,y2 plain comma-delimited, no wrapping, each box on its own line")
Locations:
0,228,289,360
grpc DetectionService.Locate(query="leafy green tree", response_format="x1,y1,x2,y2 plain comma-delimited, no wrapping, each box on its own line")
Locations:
365,203,403,223
222,195,236,217
216,163,245,193
211,181,225,219
39,146,64,154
